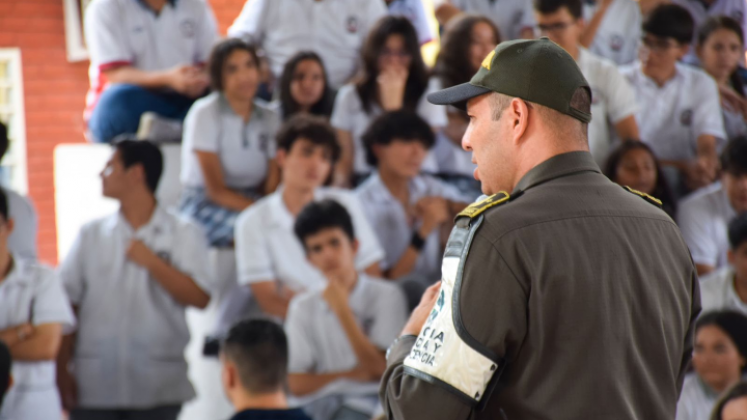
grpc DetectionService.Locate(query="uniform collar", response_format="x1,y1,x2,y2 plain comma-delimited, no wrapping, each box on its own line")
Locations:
512,151,601,195
106,204,170,236
266,187,328,229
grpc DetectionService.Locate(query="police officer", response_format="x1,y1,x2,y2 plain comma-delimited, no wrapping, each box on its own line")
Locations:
380,38,701,420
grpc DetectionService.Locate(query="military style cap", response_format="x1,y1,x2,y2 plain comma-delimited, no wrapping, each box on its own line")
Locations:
427,37,592,123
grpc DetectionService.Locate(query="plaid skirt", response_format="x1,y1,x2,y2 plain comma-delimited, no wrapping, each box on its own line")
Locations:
178,186,260,248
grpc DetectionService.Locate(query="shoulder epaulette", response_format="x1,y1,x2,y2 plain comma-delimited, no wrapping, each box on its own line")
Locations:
623,186,663,208
457,191,510,219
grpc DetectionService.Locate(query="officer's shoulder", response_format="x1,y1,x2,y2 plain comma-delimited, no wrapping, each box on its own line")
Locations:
457,191,512,220
621,185,663,209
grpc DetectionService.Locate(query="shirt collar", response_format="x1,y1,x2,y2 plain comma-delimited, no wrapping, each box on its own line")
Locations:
364,171,430,205
347,273,370,311
135,0,176,13
106,204,170,236
637,62,686,88
512,151,601,195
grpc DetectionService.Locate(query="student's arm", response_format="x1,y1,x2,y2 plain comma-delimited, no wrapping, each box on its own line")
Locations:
696,134,719,178
580,0,612,48
363,263,383,278
250,281,294,319
0,324,32,348
104,65,208,98
57,325,77,410
694,264,715,277
334,129,355,188
613,115,640,141
195,151,256,212
288,370,370,397
434,3,462,26
8,324,62,362
127,240,210,309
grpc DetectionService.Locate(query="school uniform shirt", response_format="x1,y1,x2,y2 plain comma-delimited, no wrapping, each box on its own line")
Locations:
181,93,280,190
582,0,641,66
5,189,38,261
700,267,747,316
677,182,736,270
0,259,75,420
722,87,747,141
227,0,387,89
620,62,726,163
388,0,434,45
450,0,536,40
331,80,447,175
356,172,468,282
235,188,385,293
577,48,638,166
674,0,747,64
675,373,721,420
83,0,219,119
58,206,212,409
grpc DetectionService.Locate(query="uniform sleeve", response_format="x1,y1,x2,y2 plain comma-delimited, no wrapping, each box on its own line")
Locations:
235,210,276,285
603,64,638,124
32,268,76,330
418,79,448,128
7,191,38,261
174,221,213,294
341,194,385,271
380,231,529,420
676,200,719,267
84,0,133,68
57,228,87,306
330,85,357,132
285,298,317,374
183,100,219,153
194,1,219,64
693,74,727,140
227,0,268,44
370,283,408,350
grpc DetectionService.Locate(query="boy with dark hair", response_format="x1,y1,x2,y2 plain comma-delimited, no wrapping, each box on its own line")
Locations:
533,0,639,166
679,136,747,275
356,111,468,289
235,115,384,320
699,213,747,316
57,138,212,420
0,121,38,260
621,4,725,192
220,319,311,420
285,199,407,419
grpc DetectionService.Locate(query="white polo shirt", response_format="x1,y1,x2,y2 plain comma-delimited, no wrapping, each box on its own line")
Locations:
674,0,747,64
582,0,641,66
0,259,75,420
577,48,638,166
181,93,280,190
5,189,38,261
356,172,467,282
331,80,447,175
227,0,387,89
83,0,219,118
234,188,385,293
700,267,747,316
723,98,747,141
620,63,726,163
677,182,737,270
676,373,720,420
388,0,434,45
450,0,535,40
59,206,212,409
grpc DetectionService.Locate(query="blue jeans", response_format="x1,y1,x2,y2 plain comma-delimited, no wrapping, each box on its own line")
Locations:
87,84,195,143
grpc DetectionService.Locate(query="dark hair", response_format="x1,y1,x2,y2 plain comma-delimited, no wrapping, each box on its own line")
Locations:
434,14,501,89
643,4,695,44
113,137,164,194
721,136,747,176
276,114,341,164
696,311,747,373
0,342,10,407
603,141,677,217
362,110,435,167
728,213,747,250
356,16,429,114
698,16,746,98
221,319,288,394
278,51,335,120
294,199,355,248
0,121,8,161
710,382,747,420
208,38,260,92
533,0,583,19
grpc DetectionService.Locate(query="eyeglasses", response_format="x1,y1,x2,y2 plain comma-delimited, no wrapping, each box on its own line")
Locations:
641,36,681,53
536,21,575,33
380,49,412,59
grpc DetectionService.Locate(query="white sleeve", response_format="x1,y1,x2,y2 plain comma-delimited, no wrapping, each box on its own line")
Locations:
369,283,408,349
84,0,133,68
340,194,385,270
57,229,87,306
676,201,719,267
183,100,220,153
174,221,213,294
195,1,219,64
235,210,276,285
361,0,388,38
7,191,38,261
693,74,727,140
396,0,434,44
285,298,316,374
418,79,448,128
32,268,76,330
604,64,638,124
227,0,268,43
330,85,357,132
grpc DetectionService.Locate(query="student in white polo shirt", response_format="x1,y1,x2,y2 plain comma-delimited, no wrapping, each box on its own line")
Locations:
678,137,747,276
534,0,639,166
84,0,219,143
673,0,747,64
234,115,384,320
356,112,469,292
579,0,641,65
700,214,747,316
56,139,212,420
286,199,407,419
179,39,280,248
621,4,726,193
434,0,536,40
331,16,447,185
0,189,75,420
228,0,387,89
387,0,435,45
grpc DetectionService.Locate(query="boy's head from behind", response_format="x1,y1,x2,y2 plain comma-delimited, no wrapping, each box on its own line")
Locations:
276,114,341,191
362,110,435,179
294,199,358,279
729,214,747,281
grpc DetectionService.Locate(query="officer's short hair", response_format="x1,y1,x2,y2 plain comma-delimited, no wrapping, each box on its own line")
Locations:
362,110,435,167
721,136,747,177
276,114,341,164
728,213,747,250
533,0,583,19
0,342,10,407
113,137,164,194
643,4,694,44
221,319,288,394
696,311,747,373
294,199,355,249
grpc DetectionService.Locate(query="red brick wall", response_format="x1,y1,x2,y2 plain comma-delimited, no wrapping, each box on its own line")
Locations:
0,0,239,265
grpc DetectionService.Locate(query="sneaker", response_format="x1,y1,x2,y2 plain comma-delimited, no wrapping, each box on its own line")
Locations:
136,112,183,143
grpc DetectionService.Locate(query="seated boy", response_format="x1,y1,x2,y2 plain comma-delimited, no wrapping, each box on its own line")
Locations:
700,213,747,316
